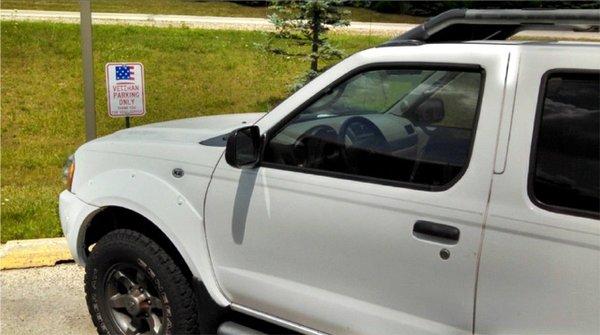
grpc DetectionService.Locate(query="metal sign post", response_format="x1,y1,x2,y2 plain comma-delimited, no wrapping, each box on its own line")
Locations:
80,0,96,140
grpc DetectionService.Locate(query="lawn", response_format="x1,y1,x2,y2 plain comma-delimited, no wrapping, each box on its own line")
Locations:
1,0,425,23
0,21,386,242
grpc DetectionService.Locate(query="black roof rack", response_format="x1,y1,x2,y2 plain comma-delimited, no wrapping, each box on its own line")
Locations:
381,9,599,46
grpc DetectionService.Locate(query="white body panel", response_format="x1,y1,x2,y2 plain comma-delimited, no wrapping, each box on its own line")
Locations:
205,45,511,334
59,190,101,263
475,45,600,335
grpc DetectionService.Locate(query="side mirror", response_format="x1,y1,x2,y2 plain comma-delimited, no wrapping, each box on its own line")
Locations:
225,125,261,169
416,98,445,125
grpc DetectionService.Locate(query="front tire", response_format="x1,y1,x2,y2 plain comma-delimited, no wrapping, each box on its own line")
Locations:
84,229,211,334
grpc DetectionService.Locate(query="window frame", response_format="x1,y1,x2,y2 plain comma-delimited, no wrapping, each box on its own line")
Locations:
257,62,486,192
258,62,486,192
527,68,600,219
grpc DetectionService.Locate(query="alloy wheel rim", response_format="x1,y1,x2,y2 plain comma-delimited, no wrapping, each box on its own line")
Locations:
104,264,165,335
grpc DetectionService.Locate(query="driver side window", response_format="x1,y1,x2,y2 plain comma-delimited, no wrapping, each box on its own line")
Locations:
263,66,484,190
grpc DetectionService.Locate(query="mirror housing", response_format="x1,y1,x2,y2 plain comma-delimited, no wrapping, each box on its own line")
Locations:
416,98,445,125
225,125,261,169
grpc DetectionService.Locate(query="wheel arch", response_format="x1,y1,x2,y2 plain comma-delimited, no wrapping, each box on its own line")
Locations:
83,206,187,273
78,203,229,307
73,168,229,306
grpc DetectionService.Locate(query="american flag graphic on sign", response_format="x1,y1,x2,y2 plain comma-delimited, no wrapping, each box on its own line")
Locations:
115,65,135,81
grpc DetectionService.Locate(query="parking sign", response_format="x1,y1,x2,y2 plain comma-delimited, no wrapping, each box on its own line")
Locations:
105,62,146,117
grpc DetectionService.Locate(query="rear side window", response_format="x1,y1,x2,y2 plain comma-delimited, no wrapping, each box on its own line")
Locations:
530,71,599,218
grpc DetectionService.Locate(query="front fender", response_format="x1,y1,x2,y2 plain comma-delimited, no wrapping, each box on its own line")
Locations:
75,168,229,306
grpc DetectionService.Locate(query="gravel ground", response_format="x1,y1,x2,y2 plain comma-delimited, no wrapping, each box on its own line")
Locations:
1,264,96,335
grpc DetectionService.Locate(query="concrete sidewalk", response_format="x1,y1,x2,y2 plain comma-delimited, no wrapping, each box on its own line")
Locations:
2,9,599,40
1,264,96,335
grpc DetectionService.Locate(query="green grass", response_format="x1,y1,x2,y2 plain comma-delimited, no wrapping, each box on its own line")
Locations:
0,0,425,23
0,21,386,242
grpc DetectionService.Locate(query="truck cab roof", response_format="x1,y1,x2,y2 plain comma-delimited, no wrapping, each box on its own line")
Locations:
381,8,599,47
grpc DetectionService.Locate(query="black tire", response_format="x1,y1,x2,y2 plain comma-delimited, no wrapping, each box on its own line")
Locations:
85,229,218,335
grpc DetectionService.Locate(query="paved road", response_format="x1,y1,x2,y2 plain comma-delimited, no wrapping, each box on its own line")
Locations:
1,9,599,40
1,264,96,335
0,9,413,35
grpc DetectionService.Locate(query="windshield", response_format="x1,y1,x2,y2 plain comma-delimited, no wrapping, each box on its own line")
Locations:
304,69,434,117
300,68,480,129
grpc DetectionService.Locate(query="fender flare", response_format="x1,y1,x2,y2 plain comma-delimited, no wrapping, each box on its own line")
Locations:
75,168,229,306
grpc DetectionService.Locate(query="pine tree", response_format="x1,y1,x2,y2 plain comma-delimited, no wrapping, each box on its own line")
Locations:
268,0,349,90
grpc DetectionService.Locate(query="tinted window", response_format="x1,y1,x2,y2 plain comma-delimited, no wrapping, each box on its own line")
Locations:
263,67,483,189
531,71,600,217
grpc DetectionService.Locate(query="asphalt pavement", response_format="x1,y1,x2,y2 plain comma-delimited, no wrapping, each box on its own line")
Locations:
0,264,293,335
1,264,96,335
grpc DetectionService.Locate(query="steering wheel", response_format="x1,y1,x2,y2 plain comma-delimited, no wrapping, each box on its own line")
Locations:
338,116,391,174
292,125,338,169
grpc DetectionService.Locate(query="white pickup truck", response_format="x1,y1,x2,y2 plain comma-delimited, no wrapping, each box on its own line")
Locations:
59,9,599,335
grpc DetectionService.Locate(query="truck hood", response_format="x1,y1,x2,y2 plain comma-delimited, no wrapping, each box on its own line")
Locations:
96,113,265,145
73,113,266,193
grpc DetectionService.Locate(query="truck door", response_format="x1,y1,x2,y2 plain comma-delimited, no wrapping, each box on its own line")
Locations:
206,46,510,334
